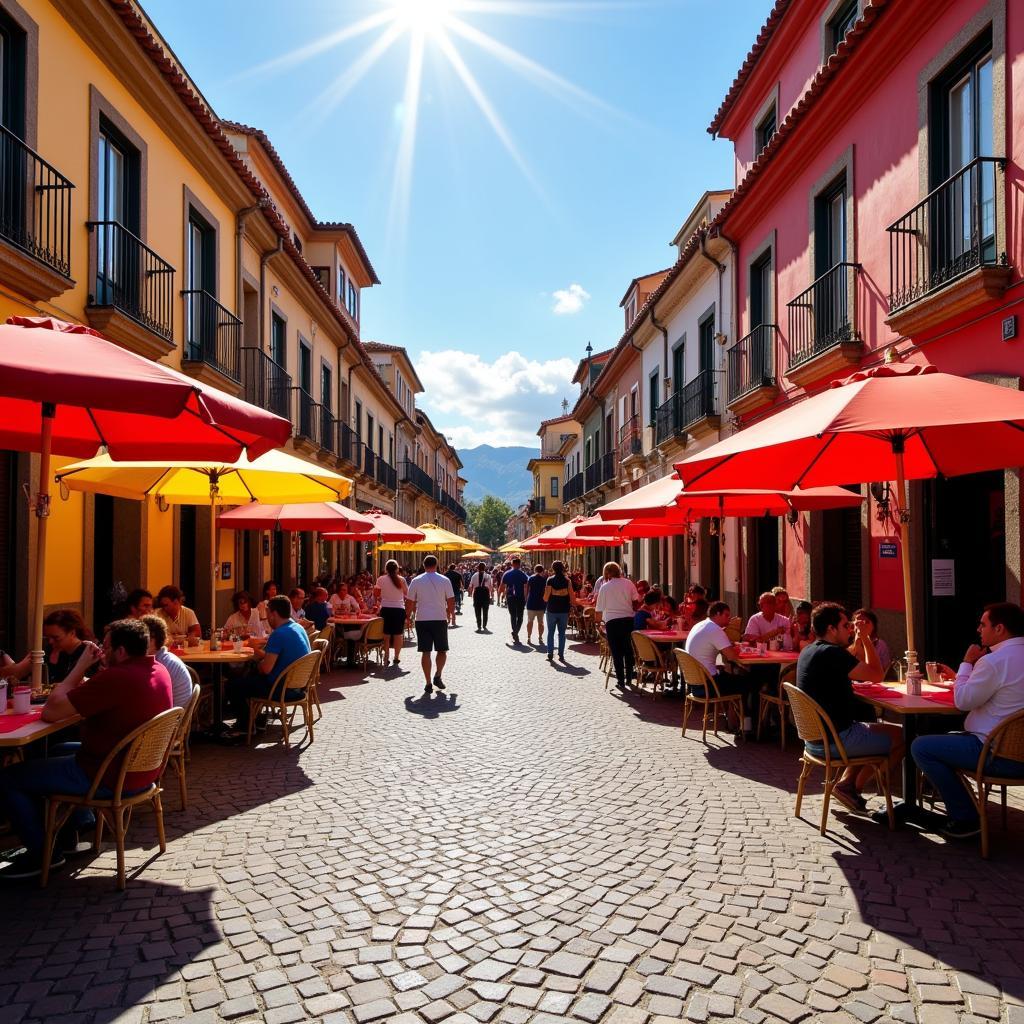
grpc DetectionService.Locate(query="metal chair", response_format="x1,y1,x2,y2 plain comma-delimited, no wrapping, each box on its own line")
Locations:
631,631,670,697
247,649,322,749
161,683,202,810
784,682,894,834
598,625,613,689
357,617,386,669
41,707,184,889
757,664,796,750
309,639,329,720
953,708,1024,858
676,649,744,743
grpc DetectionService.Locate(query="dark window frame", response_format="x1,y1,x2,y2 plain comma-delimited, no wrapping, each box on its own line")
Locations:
755,105,776,153
827,0,858,55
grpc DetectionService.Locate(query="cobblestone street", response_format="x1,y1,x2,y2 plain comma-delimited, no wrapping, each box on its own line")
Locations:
3,620,1024,1024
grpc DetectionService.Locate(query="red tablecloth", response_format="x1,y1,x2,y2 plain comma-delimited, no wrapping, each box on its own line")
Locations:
0,710,43,734
924,689,958,706
853,684,903,698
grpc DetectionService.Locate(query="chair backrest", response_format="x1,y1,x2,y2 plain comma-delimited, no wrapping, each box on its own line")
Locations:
364,617,385,643
631,631,664,668
985,708,1024,767
271,650,322,699
88,707,185,801
185,664,201,690
315,624,335,645
778,664,797,690
725,616,742,643
174,683,202,747
673,649,720,696
783,682,845,759
312,638,329,658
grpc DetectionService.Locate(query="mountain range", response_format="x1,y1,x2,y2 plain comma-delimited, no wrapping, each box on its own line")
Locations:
457,445,535,508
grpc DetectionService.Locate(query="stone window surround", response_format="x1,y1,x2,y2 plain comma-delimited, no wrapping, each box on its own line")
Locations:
819,0,864,65
0,0,39,148
182,185,221,300
751,85,779,161
744,229,775,337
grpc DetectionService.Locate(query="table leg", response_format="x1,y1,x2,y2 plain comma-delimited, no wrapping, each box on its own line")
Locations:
873,713,945,828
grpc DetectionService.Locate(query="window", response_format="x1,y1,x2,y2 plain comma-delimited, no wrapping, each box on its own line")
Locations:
550,476,559,498
0,10,27,139
321,363,332,412
270,312,286,367
292,232,302,253
648,370,659,424
298,341,312,393
815,178,847,277
347,281,358,320
367,414,375,452
311,266,330,291
378,424,384,457
827,0,858,55
338,266,346,307
750,252,773,327
698,311,715,374
95,119,141,307
354,400,362,440
755,105,776,154
671,339,685,394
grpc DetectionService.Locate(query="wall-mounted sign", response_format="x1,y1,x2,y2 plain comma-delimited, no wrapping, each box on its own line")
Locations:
221,561,232,581
1003,315,1017,342
931,558,955,597
879,542,898,559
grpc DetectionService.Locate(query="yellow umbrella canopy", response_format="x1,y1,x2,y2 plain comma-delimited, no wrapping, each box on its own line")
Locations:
378,523,479,552
498,540,527,554
463,549,492,560
56,449,353,637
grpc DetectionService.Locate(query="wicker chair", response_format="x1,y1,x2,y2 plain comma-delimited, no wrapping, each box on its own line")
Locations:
313,624,335,673
598,625,613,689
953,708,1024,858
247,649,321,749
783,682,895,834
162,683,202,811
725,616,743,644
309,638,329,720
41,706,184,889
404,608,416,643
357,617,386,669
631,632,670,697
757,664,797,750
676,649,744,742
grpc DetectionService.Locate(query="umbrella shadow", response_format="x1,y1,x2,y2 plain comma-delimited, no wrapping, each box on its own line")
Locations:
404,692,460,719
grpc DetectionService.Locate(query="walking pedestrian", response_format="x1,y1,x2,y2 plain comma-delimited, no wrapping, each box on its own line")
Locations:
595,561,640,689
445,563,464,623
525,563,548,646
374,559,409,668
500,557,530,645
405,556,456,695
543,561,573,662
467,562,493,632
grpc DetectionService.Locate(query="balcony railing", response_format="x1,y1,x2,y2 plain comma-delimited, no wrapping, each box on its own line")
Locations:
563,472,584,504
617,415,642,461
0,125,74,278
529,496,547,514
888,156,1005,312
336,420,356,465
400,460,433,496
376,457,397,491
241,347,291,420
362,446,376,478
320,405,337,456
727,324,775,402
88,220,174,339
290,387,322,445
182,289,241,381
584,453,615,494
655,370,721,445
787,262,859,368
601,450,614,483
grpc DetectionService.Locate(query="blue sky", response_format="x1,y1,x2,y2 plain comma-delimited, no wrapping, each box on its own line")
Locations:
146,0,769,449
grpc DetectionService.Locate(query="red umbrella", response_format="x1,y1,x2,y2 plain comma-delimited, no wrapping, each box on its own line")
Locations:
521,517,623,549
321,510,426,544
675,356,1024,653
218,503,374,534
0,316,292,689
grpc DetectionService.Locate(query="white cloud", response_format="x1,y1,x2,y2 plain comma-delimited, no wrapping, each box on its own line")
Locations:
552,282,590,315
415,350,578,449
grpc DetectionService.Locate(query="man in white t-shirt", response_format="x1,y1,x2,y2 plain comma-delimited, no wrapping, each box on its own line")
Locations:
685,600,756,731
743,592,792,646
406,556,456,696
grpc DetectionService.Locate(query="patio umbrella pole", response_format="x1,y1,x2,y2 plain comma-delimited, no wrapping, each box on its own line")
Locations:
209,473,219,642
719,496,726,605
30,403,56,691
893,438,917,658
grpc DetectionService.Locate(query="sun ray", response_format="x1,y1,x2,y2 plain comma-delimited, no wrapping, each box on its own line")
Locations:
433,32,546,201
453,1,654,17
230,10,397,82
387,30,427,255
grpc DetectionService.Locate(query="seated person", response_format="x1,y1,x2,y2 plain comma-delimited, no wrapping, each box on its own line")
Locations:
743,591,792,647
305,587,332,631
912,602,1024,839
288,588,313,629
797,602,903,814
635,579,651,602
257,581,279,625
127,588,153,619
140,614,194,708
791,601,814,649
156,585,201,640
850,607,891,673
771,586,795,620
0,619,172,880
223,591,266,646
684,601,757,729
226,596,312,734
634,592,669,631
4,610,94,689
689,597,709,626
661,595,680,620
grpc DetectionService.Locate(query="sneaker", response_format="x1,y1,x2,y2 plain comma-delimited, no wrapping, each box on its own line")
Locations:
433,676,446,691
423,682,432,695
57,827,92,857
558,654,566,663
0,849,65,880
941,817,981,839
547,654,553,662
831,784,868,814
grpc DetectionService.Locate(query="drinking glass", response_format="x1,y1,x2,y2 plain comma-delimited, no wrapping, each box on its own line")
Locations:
925,661,941,685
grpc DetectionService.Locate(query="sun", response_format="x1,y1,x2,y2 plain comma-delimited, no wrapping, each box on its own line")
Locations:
388,0,458,34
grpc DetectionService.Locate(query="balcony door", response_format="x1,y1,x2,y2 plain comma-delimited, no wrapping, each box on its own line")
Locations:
0,12,27,247
813,180,848,348
186,210,216,360
96,122,140,311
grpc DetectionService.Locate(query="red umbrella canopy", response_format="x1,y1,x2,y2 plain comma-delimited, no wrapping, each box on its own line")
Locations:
218,502,374,534
675,360,1024,491
322,510,426,543
0,317,291,459
521,518,624,548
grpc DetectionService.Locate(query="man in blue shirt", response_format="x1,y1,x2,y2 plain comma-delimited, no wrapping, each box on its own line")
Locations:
500,557,531,646
525,564,548,646
226,595,312,733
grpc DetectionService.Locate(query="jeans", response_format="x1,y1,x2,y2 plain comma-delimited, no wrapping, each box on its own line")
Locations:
474,597,489,630
806,721,892,760
546,612,568,657
226,674,306,729
0,751,111,854
911,731,1024,822
507,597,525,636
605,616,635,686
454,591,463,612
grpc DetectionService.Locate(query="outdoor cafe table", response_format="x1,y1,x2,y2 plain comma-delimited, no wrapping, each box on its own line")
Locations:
176,643,257,731
0,708,82,749
735,650,800,667
853,680,964,824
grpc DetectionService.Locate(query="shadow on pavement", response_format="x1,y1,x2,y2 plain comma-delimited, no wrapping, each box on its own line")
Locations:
404,692,460,719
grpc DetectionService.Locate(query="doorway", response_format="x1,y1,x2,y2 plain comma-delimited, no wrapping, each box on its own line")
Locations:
754,516,780,598
821,505,863,612
178,505,197,614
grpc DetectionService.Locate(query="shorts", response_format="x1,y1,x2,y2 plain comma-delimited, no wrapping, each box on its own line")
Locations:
381,606,406,636
415,620,449,653
806,721,892,760
527,609,545,625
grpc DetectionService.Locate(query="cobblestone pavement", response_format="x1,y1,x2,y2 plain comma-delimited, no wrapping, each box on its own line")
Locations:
3,619,1024,1024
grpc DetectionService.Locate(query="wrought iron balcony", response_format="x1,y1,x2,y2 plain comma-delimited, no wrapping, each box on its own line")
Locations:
290,387,322,446
584,453,614,494
529,496,547,514
563,472,584,504
335,420,356,466
88,220,174,339
319,405,337,456
182,289,241,381
617,414,642,462
400,459,433,496
888,156,1005,313
601,450,615,483
787,263,859,369
362,445,376,478
727,324,776,402
655,370,721,444
0,124,74,280
376,456,397,491
241,347,291,420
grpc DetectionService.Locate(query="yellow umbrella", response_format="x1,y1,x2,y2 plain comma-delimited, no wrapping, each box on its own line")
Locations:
463,549,492,560
378,523,479,552
56,449,352,636
498,540,528,554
